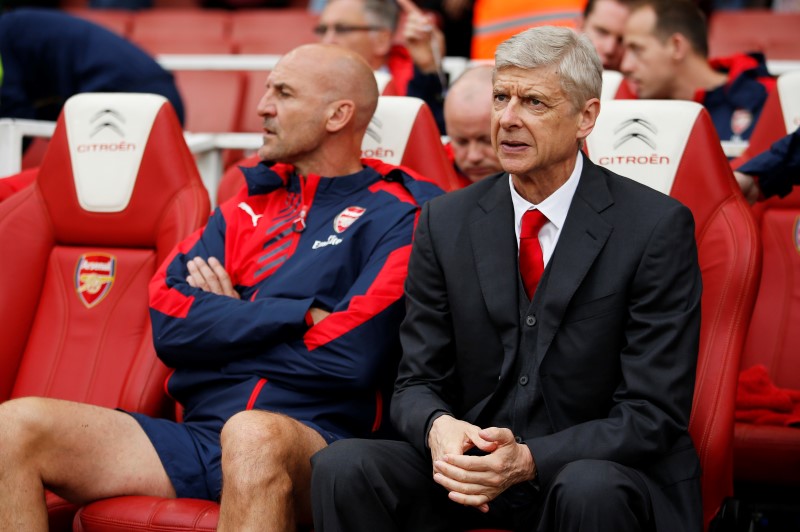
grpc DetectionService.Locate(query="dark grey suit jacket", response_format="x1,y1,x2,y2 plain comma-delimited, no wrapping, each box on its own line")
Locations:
391,154,703,530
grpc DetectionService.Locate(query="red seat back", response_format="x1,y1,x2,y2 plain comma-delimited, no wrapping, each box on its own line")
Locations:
733,70,800,169
0,92,209,414
230,8,317,52
708,9,800,60
585,100,761,530
732,70,800,486
174,70,246,133
130,9,232,41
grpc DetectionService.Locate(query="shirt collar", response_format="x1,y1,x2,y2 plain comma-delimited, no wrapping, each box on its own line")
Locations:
509,152,583,237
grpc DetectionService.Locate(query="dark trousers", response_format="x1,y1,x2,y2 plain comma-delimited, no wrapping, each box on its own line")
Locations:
311,439,655,532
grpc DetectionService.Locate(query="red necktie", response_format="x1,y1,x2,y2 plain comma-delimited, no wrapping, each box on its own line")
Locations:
519,209,548,300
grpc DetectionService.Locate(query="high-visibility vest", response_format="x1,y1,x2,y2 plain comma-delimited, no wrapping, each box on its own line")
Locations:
471,0,587,60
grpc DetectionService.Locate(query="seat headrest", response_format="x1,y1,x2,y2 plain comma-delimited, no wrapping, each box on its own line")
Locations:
586,100,738,231
373,71,395,95
587,100,703,195
361,96,459,190
36,92,206,246
63,93,164,213
601,70,623,101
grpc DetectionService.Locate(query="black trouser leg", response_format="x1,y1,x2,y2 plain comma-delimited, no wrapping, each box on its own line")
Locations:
537,459,654,532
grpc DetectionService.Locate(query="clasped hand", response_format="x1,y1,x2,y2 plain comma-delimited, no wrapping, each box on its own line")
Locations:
186,257,329,323
428,415,536,513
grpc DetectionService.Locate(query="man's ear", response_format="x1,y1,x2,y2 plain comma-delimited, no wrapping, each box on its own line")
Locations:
326,99,356,133
576,97,601,142
669,32,690,61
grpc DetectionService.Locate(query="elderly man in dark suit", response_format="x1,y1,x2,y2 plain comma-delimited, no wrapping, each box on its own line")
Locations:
310,25,703,532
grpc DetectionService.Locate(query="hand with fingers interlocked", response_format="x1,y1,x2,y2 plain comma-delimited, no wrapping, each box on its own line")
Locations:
428,415,536,513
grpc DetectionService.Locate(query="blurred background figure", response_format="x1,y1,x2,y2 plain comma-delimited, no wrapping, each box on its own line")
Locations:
315,0,414,94
443,64,501,185
470,0,586,59
620,0,774,142
0,9,184,129
580,0,634,70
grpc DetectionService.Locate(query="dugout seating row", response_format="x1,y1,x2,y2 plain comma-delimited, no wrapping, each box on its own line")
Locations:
0,82,798,531
66,6,800,60
67,7,319,55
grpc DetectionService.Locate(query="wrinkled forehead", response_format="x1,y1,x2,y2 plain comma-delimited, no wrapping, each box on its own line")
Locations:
493,65,563,93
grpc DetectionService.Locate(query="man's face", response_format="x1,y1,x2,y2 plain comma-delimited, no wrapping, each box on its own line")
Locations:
446,102,502,182
620,6,676,98
256,52,330,166
582,0,631,70
316,0,388,69
491,65,590,180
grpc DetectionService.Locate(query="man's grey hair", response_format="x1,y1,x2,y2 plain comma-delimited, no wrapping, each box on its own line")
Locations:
362,0,399,32
495,26,602,112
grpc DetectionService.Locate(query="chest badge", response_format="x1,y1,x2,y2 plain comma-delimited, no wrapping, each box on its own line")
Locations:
334,206,366,233
730,109,753,140
75,253,116,308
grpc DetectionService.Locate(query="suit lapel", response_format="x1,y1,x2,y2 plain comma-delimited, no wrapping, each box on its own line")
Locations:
469,174,520,378
536,157,614,362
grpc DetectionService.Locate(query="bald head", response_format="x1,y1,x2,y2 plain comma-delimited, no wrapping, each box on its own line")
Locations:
445,65,495,114
281,44,379,134
256,43,380,176
444,65,502,183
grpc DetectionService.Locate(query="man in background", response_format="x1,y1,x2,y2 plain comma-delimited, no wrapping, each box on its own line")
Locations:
621,0,774,141
580,0,635,71
443,64,502,185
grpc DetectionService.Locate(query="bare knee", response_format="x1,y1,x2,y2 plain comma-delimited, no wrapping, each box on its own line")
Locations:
0,397,54,460
220,411,296,483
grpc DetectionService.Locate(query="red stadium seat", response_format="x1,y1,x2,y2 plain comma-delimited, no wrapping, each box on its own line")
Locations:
733,70,800,488
230,8,317,51
585,100,761,530
0,93,210,530
130,8,232,41
733,71,800,169
173,70,246,133
708,9,800,60
601,69,637,100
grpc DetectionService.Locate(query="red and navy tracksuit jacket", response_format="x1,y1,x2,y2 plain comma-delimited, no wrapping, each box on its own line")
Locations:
149,159,444,440
695,52,776,142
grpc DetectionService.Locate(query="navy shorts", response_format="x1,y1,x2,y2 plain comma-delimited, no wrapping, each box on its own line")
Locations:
126,411,344,500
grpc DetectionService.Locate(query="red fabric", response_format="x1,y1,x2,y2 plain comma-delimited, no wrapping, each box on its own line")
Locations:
519,210,548,299
0,169,37,202
736,365,800,426
386,45,414,96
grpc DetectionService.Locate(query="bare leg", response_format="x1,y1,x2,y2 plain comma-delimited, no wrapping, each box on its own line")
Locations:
217,410,327,532
0,397,176,532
